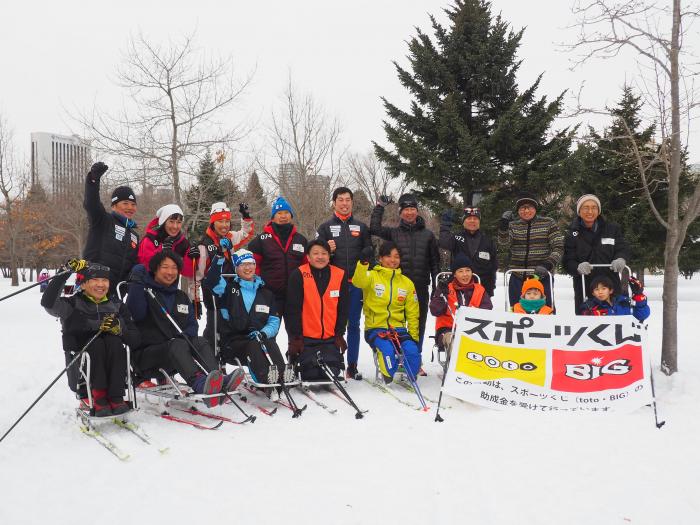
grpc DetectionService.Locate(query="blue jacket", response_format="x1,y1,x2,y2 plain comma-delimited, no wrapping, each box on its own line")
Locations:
579,293,650,322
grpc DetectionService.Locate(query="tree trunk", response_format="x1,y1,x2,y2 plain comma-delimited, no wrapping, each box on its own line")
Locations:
660,244,680,375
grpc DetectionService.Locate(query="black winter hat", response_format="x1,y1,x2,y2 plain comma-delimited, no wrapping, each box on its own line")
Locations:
398,193,419,211
451,252,474,273
111,186,137,205
462,206,481,220
148,250,183,275
80,262,110,281
589,274,615,294
515,192,539,211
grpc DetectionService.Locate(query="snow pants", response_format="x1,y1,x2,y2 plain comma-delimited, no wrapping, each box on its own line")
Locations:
416,284,430,355
221,338,286,384
345,284,363,366
82,334,128,398
134,336,217,386
297,341,344,381
366,328,420,380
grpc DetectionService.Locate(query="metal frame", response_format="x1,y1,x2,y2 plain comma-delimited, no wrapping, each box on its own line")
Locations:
580,264,632,299
503,268,556,312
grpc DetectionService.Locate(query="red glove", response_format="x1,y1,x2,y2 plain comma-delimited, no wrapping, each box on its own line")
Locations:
334,335,348,353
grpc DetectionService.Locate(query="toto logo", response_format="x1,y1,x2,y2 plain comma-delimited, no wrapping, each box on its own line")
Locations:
466,352,537,372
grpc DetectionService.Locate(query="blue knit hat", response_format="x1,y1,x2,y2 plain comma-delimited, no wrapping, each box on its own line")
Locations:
271,196,293,219
232,249,256,267
451,252,473,273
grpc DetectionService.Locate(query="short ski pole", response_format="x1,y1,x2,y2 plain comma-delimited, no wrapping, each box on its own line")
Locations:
0,330,102,444
192,259,200,320
648,361,666,430
316,351,365,419
0,269,72,303
387,329,429,411
145,288,255,423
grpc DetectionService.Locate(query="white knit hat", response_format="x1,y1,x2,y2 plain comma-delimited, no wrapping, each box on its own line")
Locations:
156,204,184,226
576,194,601,215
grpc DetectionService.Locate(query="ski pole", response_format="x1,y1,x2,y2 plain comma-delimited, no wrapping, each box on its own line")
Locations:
0,330,102,444
315,351,365,419
0,269,71,303
254,333,279,384
384,328,429,411
145,288,255,423
192,259,200,320
648,361,666,430
257,334,304,418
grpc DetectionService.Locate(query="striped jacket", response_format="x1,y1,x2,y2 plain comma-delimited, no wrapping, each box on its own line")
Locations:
498,215,563,272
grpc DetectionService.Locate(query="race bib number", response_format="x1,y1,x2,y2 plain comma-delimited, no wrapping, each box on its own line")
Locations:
330,225,341,238
329,290,340,298
601,238,615,245
478,251,490,260
293,243,304,252
177,304,189,314
255,304,270,313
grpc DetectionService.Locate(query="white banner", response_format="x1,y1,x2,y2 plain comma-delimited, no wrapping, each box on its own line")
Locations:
442,307,653,413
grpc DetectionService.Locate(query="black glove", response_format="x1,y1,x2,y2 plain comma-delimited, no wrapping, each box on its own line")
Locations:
128,265,147,285
239,203,251,220
498,210,514,231
161,236,176,251
66,258,87,272
377,195,392,207
99,314,121,335
88,162,108,181
187,245,201,260
334,335,348,354
288,336,304,359
629,276,644,295
438,278,450,295
359,246,374,265
534,265,549,278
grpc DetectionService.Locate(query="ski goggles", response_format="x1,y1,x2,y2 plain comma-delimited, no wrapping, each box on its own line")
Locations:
80,263,111,281
462,207,481,218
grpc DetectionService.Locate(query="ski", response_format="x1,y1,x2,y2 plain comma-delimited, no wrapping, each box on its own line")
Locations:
300,386,338,415
396,377,444,406
111,418,170,454
78,421,130,461
154,410,224,430
230,395,278,416
172,405,249,425
275,396,308,415
363,378,423,411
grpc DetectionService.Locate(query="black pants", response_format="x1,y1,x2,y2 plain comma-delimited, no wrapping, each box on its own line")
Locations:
84,334,127,398
416,284,430,354
297,341,343,381
221,338,286,383
273,292,295,337
135,336,217,386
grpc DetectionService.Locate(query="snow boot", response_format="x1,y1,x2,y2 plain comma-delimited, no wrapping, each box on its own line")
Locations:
223,368,245,392
346,363,363,381
109,397,130,416
91,389,112,417
191,370,223,408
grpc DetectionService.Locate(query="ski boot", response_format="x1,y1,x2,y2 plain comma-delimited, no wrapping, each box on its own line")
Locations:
346,363,363,381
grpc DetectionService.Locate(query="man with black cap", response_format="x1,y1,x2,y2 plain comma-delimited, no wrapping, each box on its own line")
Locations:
83,161,139,295
370,193,440,364
439,206,498,296
498,192,563,309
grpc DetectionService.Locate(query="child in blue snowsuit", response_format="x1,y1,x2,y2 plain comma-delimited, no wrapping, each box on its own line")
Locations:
579,274,650,322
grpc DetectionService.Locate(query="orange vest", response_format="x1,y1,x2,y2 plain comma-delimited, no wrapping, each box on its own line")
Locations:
513,303,553,315
435,282,487,332
300,263,345,339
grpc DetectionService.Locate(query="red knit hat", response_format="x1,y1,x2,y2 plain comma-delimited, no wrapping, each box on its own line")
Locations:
210,202,231,224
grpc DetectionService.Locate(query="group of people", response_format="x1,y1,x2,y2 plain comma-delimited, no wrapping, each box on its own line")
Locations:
41,162,651,417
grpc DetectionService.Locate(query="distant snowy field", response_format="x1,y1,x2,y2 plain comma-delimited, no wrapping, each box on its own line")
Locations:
1,273,698,525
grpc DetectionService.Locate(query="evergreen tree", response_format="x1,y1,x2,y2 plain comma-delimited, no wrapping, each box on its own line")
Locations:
374,0,575,218
244,170,269,228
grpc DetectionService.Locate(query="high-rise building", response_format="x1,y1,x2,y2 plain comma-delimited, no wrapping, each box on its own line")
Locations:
30,132,91,199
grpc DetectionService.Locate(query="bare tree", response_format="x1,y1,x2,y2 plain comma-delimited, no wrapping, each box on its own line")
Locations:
257,76,347,237
347,150,410,204
74,31,250,207
0,115,28,286
567,0,700,375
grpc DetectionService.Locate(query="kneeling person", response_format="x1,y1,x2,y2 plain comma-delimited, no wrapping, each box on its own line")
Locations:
41,260,140,417
205,249,287,384
126,251,240,407
286,240,349,381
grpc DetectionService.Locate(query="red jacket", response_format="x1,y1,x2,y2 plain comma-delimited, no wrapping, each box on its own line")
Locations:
137,217,195,278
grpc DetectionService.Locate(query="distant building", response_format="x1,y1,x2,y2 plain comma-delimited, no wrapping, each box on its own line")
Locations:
30,132,91,199
277,162,330,197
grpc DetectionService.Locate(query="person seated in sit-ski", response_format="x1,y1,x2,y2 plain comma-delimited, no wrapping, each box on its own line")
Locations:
579,275,650,322
512,277,553,315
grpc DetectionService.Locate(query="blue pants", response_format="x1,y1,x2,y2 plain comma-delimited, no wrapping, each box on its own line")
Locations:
366,328,420,380
508,272,553,309
346,284,363,366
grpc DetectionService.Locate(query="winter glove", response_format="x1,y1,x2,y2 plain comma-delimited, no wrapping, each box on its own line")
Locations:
239,203,251,220
577,261,593,275
437,277,450,296
88,161,108,181
288,336,304,359
161,236,176,251
629,276,644,296
377,195,393,207
534,265,549,279
248,330,266,341
498,210,514,231
359,246,374,265
99,314,121,335
187,245,201,260
128,265,147,285
441,332,454,349
219,237,233,252
66,258,87,273
334,335,348,354
610,258,626,273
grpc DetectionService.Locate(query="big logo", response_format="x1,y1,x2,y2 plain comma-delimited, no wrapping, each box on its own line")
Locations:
454,337,546,386
551,344,644,393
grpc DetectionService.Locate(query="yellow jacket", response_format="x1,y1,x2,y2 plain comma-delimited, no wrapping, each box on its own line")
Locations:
351,261,420,341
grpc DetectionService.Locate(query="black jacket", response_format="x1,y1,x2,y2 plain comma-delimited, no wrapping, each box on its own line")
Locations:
316,214,371,279
126,268,198,348
439,215,498,296
82,173,139,291
248,222,308,296
370,205,440,289
41,271,140,350
563,216,630,296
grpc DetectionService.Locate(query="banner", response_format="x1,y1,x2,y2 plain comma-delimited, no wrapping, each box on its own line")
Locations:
442,307,653,413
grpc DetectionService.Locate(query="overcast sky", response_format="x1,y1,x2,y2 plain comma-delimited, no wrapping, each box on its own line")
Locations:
1,0,698,167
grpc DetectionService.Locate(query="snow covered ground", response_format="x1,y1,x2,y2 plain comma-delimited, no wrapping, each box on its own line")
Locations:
1,273,698,525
